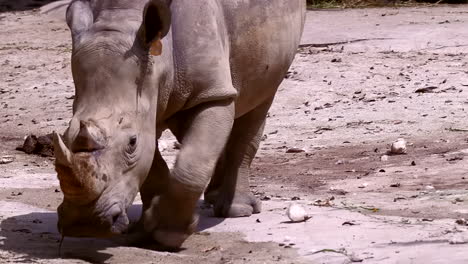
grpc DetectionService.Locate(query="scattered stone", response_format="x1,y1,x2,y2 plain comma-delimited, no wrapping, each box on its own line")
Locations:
394,197,406,202
22,135,38,154
331,58,342,63
411,161,416,166
0,155,15,164
314,127,333,134
329,188,348,195
348,253,364,262
358,183,369,188
335,159,344,165
447,156,464,163
381,155,389,161
456,218,468,226
286,147,305,153
390,183,401,188
390,138,407,155
17,133,54,157
425,185,435,190
415,86,438,93
342,221,357,226
313,197,334,207
286,203,310,222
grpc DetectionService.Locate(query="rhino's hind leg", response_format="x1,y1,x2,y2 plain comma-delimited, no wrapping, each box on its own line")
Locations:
205,97,273,218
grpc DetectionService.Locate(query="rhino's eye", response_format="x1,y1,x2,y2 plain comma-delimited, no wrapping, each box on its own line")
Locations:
126,135,138,154
129,136,137,147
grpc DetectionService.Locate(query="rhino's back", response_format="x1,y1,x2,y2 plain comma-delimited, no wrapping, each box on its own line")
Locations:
221,0,306,116
168,0,305,118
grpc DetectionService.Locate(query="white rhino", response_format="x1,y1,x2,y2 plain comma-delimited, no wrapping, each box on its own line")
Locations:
54,0,305,249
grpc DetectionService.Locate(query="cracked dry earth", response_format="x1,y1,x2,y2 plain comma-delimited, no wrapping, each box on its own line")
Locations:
2,3,468,264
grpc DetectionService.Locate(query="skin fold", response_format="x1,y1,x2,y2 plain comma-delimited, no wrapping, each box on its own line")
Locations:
54,0,306,249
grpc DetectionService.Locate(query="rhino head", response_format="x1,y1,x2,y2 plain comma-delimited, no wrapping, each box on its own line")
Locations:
55,0,171,237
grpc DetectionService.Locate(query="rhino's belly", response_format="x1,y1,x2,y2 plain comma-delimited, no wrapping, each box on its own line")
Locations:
231,57,293,118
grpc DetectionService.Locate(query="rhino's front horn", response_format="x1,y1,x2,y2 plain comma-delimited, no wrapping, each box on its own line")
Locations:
71,121,105,153
53,132,73,167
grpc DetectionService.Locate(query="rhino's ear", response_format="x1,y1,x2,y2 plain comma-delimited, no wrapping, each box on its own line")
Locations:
139,0,172,46
66,0,94,38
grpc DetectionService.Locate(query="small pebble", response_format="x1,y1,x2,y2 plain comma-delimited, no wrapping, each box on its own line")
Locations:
0,156,15,164
390,138,407,154
286,147,305,153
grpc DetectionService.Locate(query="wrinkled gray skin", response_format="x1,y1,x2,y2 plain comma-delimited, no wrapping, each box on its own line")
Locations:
54,0,305,249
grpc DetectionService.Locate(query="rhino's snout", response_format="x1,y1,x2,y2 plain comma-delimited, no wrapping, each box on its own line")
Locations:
108,204,130,235
57,203,129,238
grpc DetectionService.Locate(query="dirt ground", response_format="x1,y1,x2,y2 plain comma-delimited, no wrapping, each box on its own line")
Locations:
1,2,468,263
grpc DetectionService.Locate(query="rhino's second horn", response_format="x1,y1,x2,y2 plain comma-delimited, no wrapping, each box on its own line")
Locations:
71,121,105,153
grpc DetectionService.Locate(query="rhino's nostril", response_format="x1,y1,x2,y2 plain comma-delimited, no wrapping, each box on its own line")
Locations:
107,204,122,224
112,213,120,224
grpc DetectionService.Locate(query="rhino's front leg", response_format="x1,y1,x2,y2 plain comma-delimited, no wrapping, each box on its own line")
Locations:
144,99,234,249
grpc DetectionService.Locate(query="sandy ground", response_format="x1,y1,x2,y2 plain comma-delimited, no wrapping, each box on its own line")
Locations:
1,2,468,263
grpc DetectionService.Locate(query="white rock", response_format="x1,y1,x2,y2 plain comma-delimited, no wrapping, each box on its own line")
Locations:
348,252,365,262
390,138,407,154
0,156,14,165
381,155,389,162
286,203,308,222
449,233,468,244
425,185,435,190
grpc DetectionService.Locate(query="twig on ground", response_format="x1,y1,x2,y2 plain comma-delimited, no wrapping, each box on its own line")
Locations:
298,38,393,48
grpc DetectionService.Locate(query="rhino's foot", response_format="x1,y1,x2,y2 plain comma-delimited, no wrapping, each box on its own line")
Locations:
212,191,262,218
144,196,198,249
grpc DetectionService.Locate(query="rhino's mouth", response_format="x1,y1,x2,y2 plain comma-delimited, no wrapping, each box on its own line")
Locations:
107,204,130,235
58,203,130,238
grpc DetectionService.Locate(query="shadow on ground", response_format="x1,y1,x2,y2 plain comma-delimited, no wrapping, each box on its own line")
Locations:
0,203,224,263
0,0,63,12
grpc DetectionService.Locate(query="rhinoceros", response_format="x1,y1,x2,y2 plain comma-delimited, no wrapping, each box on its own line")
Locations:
53,0,305,249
